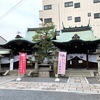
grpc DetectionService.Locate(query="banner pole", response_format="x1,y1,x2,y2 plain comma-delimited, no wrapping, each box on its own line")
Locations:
16,71,21,81
55,73,60,82
16,52,21,81
55,52,60,82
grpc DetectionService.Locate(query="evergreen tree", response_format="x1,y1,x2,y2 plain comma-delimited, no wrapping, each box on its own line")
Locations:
33,23,56,62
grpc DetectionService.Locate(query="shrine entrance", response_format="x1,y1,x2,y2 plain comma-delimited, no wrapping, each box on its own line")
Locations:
67,56,86,69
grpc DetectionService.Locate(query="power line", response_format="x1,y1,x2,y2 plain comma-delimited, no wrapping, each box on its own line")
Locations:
0,0,27,21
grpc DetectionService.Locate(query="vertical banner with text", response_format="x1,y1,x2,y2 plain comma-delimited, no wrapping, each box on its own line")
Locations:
58,52,67,74
19,53,27,74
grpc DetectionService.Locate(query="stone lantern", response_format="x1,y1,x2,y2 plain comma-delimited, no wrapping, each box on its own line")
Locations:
34,52,38,70
53,49,58,76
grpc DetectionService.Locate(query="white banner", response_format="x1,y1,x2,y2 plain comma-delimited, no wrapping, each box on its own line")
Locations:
58,52,67,74
10,59,14,70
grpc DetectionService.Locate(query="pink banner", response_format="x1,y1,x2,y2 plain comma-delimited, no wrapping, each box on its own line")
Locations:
19,53,27,74
58,52,67,74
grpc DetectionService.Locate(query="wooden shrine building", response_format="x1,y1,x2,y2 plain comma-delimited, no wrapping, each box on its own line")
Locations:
53,25,100,70
0,25,100,71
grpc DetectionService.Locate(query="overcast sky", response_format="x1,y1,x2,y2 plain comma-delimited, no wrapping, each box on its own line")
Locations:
0,0,42,41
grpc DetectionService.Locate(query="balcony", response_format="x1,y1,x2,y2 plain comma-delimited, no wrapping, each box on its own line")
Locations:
39,10,44,20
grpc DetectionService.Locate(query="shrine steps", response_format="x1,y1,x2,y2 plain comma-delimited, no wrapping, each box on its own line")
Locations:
65,69,97,77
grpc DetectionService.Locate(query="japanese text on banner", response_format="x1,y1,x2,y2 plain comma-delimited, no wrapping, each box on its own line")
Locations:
19,53,27,74
58,52,67,74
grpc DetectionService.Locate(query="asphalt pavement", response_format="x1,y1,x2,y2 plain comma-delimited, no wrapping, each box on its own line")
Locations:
0,89,100,100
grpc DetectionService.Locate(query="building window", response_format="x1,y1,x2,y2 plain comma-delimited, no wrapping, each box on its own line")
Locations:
64,1,73,7
67,16,72,20
44,18,52,23
88,13,91,17
94,0,100,3
78,60,83,63
75,17,81,22
74,3,80,8
94,13,100,19
44,5,52,10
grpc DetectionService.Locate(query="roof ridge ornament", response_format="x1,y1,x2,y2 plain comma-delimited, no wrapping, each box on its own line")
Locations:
72,34,80,40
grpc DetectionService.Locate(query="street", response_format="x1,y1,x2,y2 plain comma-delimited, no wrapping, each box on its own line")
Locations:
0,76,100,100
0,89,100,100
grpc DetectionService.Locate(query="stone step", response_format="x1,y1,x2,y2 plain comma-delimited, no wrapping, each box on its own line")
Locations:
39,71,50,77
38,68,50,77
65,74,90,77
65,70,91,77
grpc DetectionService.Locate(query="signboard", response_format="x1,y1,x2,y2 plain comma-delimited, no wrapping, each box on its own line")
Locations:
10,59,14,70
19,53,26,74
58,52,67,74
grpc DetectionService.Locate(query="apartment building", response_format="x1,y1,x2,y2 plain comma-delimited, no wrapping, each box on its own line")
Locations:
39,0,100,37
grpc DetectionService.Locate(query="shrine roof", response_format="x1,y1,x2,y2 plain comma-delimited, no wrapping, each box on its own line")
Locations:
53,26,100,43
25,30,36,41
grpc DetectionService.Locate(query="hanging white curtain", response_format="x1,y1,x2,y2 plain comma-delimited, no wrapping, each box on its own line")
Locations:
88,55,97,63
67,54,97,63
13,55,19,62
67,54,86,61
1,54,98,64
1,57,10,64
1,54,35,64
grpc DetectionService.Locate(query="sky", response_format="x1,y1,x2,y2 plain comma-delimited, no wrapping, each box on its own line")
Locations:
0,0,42,41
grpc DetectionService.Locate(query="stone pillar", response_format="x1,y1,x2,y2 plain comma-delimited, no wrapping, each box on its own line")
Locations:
86,51,89,69
53,56,58,74
34,61,38,70
66,56,68,69
34,52,38,70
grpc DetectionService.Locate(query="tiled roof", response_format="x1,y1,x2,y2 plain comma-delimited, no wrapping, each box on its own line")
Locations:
25,31,36,41
53,29,100,43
